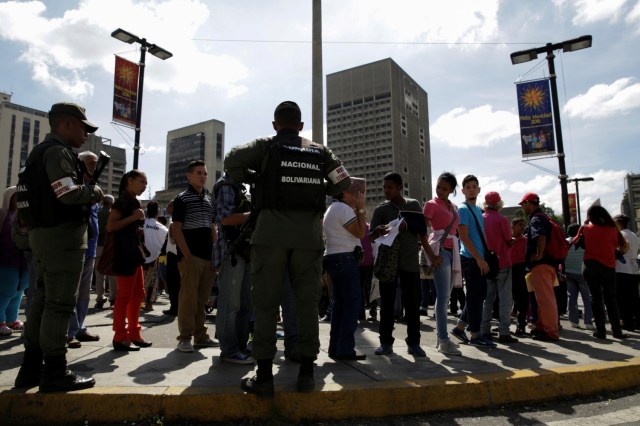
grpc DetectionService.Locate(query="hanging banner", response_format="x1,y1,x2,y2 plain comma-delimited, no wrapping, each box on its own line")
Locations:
516,79,556,158
568,193,577,224
112,55,139,128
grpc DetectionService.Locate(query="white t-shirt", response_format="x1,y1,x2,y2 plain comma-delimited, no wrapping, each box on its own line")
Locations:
323,201,361,256
616,229,640,275
143,218,169,263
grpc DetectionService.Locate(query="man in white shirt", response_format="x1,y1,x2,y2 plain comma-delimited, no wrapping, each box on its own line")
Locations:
142,201,168,311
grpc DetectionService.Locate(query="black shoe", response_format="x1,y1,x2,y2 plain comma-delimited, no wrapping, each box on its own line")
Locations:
241,375,274,399
162,309,177,316
366,314,377,321
498,335,519,344
297,372,315,393
131,339,153,348
94,300,105,309
320,315,331,322
592,331,607,340
612,332,629,339
532,332,558,342
15,367,42,388
113,340,141,351
39,370,95,393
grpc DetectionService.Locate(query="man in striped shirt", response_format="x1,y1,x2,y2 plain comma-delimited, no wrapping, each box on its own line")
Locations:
172,160,218,353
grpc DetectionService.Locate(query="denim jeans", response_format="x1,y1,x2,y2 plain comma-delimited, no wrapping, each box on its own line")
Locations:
68,257,95,338
433,249,453,340
323,252,361,357
566,272,593,325
481,267,513,336
216,255,253,357
458,256,487,334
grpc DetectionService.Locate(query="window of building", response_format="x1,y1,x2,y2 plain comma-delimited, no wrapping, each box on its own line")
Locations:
216,133,223,159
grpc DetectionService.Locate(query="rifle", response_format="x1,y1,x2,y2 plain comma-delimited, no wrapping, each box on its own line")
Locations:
89,151,111,186
226,210,258,267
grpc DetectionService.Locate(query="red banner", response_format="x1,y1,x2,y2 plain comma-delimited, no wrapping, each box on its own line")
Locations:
112,56,139,127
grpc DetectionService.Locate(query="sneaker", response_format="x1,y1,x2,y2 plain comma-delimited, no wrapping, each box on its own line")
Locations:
221,352,255,365
193,338,219,348
437,338,462,355
570,322,580,329
469,335,497,348
66,338,81,349
585,324,596,331
407,345,426,357
0,324,12,336
374,344,393,355
451,327,470,344
498,335,519,344
177,340,194,353
8,320,24,330
514,327,527,337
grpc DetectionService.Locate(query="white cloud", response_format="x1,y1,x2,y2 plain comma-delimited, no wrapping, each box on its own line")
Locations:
324,0,499,45
565,0,628,25
563,78,640,119
626,0,640,32
430,105,519,148
0,0,248,99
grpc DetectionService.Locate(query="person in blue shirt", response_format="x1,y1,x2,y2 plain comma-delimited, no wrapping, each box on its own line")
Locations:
450,175,496,348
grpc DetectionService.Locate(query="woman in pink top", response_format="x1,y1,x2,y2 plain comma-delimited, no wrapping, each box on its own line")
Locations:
579,205,629,340
421,172,461,355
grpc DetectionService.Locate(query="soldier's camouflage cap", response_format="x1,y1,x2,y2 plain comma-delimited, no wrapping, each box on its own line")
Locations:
49,102,98,133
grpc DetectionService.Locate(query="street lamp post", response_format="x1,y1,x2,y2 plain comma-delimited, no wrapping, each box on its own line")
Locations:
111,28,173,170
510,35,592,230
568,177,594,224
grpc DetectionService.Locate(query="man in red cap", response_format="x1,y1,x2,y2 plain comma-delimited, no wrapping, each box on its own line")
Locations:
481,192,518,343
519,192,559,341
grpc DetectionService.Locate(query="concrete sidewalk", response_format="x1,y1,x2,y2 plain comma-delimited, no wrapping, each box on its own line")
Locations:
1,293,640,424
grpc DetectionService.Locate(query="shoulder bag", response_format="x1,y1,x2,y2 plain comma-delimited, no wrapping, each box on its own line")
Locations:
464,202,499,279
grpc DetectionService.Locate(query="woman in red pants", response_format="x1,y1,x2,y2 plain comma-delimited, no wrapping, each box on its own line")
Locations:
107,169,151,351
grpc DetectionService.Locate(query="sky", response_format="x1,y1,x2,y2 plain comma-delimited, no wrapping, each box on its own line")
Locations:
0,0,639,219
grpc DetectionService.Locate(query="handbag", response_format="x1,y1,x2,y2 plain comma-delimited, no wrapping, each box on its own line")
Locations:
96,232,115,275
374,237,400,282
464,202,500,280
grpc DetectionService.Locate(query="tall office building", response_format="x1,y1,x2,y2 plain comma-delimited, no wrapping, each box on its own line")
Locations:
621,173,640,233
326,58,432,207
155,119,225,207
82,134,127,197
0,93,50,193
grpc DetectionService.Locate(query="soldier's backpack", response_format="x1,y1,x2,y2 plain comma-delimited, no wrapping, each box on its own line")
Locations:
534,212,570,260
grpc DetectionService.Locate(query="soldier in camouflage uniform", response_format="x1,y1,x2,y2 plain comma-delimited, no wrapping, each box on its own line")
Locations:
14,103,103,393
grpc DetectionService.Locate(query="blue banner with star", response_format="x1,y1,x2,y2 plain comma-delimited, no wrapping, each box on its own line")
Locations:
516,79,556,158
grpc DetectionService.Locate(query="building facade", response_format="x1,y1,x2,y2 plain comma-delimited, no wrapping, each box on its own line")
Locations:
621,173,640,233
155,119,225,207
326,58,432,207
81,134,127,197
0,93,50,193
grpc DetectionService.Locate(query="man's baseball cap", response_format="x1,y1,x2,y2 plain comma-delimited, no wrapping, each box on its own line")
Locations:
613,213,629,224
519,192,540,205
485,191,501,205
49,102,98,133
274,101,301,122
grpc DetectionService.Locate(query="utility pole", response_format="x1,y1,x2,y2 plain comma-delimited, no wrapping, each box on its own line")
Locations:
312,0,323,144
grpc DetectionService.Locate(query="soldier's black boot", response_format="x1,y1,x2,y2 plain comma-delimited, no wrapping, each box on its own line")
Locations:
14,348,44,388
241,359,274,399
297,357,315,393
39,355,95,393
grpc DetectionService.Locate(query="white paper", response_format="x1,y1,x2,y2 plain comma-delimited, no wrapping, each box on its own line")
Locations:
377,218,402,247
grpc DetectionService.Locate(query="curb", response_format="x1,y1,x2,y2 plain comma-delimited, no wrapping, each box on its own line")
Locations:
3,357,640,424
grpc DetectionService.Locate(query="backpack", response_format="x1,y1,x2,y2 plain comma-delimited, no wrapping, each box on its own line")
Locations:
534,213,570,260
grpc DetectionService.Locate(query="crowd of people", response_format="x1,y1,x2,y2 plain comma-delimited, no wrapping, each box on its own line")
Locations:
1,101,639,400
